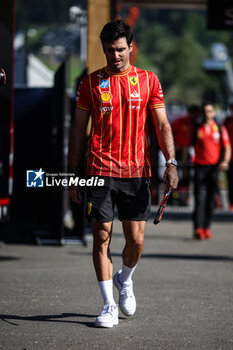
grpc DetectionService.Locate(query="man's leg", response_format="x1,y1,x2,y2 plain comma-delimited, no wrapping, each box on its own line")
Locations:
92,221,118,328
122,220,145,268
193,166,207,239
120,220,145,285
92,221,113,282
113,220,145,316
204,166,218,230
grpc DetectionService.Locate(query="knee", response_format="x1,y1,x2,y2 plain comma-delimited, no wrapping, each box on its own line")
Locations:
123,221,145,253
127,236,144,253
97,230,110,246
93,223,112,249
135,237,144,252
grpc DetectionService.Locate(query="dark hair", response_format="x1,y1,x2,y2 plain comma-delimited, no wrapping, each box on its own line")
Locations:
202,101,214,110
100,20,133,49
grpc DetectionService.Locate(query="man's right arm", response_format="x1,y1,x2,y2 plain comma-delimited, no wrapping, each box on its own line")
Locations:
68,107,90,203
150,108,179,190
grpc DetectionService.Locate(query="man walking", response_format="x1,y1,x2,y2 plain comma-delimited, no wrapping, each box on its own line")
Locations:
193,102,231,240
68,20,178,328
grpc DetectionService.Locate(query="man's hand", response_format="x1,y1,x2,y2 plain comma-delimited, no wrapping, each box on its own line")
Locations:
219,160,229,172
163,165,179,190
69,186,83,205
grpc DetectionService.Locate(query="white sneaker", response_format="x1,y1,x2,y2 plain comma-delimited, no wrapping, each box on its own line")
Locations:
95,303,119,328
113,270,136,316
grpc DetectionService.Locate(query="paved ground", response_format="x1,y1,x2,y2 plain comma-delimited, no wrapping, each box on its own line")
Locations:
0,218,233,350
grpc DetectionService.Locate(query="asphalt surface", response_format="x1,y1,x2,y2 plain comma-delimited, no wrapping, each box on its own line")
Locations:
0,218,233,350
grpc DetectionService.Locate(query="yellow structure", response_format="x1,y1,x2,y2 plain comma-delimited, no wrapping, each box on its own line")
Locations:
87,0,111,73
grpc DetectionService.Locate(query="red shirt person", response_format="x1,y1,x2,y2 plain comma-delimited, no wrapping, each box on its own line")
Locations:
68,20,178,328
194,120,230,165
193,102,231,240
76,65,164,178
171,106,200,205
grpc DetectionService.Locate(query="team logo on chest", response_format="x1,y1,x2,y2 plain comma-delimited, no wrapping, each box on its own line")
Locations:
212,124,220,142
128,89,142,105
99,91,112,103
129,76,138,86
99,91,113,114
99,79,109,88
213,124,219,132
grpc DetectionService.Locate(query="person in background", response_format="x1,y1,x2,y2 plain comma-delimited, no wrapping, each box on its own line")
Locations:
171,105,200,205
193,102,231,240
223,103,233,211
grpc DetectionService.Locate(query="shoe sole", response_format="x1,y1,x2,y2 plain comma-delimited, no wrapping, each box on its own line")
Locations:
120,309,135,316
95,319,118,328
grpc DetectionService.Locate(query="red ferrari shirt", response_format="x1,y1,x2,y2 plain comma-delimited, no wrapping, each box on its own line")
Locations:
194,120,230,165
223,117,233,162
76,65,165,178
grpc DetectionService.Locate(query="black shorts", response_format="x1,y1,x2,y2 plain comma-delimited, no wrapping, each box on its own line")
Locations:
86,177,151,222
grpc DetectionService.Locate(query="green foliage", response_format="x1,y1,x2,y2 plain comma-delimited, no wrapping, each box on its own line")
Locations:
16,4,233,104
25,25,54,52
133,9,233,106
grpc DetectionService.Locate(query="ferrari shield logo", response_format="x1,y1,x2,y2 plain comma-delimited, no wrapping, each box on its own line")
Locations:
129,76,138,86
87,202,92,215
213,124,219,132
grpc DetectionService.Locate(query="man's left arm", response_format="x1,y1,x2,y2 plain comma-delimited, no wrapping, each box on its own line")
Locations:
220,144,231,171
150,108,179,190
220,125,231,171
